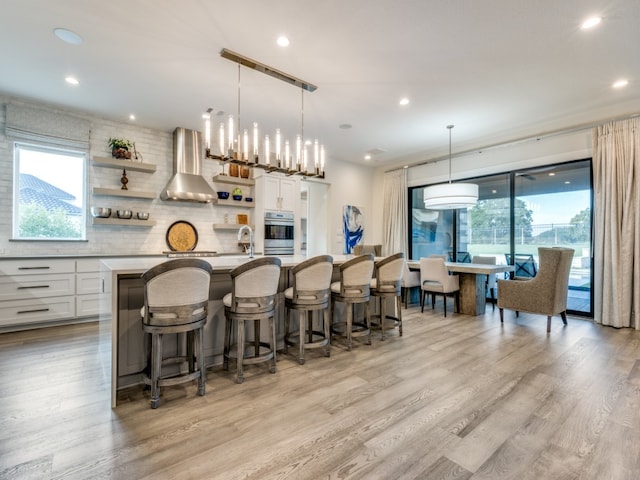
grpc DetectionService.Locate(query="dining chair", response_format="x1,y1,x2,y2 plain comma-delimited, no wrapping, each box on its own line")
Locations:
419,257,460,317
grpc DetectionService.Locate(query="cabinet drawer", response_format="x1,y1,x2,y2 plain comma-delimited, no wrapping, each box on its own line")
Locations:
0,259,76,276
0,274,75,301
0,296,75,327
76,294,101,317
76,272,102,295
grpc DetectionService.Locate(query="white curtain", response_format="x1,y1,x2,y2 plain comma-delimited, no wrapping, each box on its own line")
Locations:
382,169,407,256
593,118,640,329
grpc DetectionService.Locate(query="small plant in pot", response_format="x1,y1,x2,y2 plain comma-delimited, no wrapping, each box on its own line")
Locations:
108,137,133,159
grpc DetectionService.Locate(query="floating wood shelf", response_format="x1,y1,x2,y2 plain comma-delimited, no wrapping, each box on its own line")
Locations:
92,156,157,173
212,198,255,208
212,224,255,230
91,218,156,227
212,175,255,186
93,187,156,199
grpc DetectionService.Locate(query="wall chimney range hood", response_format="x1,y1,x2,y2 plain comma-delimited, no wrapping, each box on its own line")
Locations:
160,127,216,203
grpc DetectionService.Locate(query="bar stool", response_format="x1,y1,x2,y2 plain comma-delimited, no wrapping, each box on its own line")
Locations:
141,258,213,409
331,254,374,350
223,257,282,384
283,255,334,364
370,252,405,340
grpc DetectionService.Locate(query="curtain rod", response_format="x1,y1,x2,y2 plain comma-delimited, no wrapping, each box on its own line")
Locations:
385,111,640,173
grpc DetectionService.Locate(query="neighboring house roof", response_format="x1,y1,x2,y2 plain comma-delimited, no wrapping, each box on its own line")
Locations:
19,174,81,216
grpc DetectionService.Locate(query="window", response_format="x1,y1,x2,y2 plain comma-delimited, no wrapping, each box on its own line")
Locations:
13,143,86,240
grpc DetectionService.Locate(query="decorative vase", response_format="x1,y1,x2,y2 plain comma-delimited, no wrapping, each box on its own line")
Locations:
229,164,239,177
112,147,131,159
240,166,250,178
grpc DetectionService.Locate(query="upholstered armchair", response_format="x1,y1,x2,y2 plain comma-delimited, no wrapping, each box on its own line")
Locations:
497,247,574,332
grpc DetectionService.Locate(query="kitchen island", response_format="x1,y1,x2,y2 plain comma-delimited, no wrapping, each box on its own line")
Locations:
100,254,354,407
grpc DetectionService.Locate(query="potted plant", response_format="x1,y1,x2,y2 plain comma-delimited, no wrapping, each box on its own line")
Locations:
108,137,133,159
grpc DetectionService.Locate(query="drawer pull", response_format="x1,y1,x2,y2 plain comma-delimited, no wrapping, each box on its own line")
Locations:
17,308,50,314
18,266,51,270
17,285,50,290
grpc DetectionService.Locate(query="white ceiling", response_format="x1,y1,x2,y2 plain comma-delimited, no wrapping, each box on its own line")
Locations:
1,0,639,169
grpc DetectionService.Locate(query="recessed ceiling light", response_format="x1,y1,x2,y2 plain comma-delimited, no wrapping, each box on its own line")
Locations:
548,172,555,176
129,114,136,121
613,79,629,89
564,181,571,184
364,154,371,161
580,16,602,30
65,76,79,85
491,189,497,194
403,165,409,169
54,28,83,45
277,36,290,47
399,97,410,106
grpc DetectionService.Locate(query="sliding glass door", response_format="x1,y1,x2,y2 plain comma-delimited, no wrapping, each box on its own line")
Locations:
514,160,592,315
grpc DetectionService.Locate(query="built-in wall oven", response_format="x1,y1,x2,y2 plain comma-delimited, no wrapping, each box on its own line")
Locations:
264,212,294,255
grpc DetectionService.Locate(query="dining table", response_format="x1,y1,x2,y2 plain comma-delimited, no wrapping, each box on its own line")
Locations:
407,260,514,316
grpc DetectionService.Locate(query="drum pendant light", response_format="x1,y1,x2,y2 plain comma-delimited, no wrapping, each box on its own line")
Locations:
423,125,478,210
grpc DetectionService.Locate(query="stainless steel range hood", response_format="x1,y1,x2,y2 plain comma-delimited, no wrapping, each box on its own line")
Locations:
160,127,216,203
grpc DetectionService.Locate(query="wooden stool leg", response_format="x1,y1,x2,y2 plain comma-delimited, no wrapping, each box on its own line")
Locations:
150,332,163,409
380,296,387,341
396,295,403,336
346,302,353,351
236,319,245,384
323,307,331,357
197,327,206,396
223,314,231,371
298,310,306,365
283,306,290,354
365,301,372,345
269,315,277,373
254,321,260,357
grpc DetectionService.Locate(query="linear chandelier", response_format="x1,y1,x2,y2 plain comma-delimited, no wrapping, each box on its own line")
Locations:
423,125,478,209
204,48,325,178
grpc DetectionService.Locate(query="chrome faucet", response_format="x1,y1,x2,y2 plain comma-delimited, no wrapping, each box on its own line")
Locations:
237,225,254,258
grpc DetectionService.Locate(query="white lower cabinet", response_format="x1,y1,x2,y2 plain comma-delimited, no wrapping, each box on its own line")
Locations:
0,257,109,330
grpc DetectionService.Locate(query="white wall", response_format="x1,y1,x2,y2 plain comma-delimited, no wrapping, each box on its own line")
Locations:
324,159,376,255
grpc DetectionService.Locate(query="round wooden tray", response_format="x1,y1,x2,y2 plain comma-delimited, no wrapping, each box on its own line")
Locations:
166,220,198,251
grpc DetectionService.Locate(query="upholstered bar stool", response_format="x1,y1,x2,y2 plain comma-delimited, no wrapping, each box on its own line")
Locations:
283,255,334,364
370,252,405,340
141,258,213,409
223,257,282,383
331,254,375,350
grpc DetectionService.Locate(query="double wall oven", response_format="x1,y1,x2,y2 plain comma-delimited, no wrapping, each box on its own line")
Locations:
264,212,294,255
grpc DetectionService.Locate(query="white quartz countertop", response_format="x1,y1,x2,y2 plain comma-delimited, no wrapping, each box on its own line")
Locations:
101,254,355,274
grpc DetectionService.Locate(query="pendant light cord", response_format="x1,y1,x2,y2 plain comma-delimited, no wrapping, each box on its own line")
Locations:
447,124,454,184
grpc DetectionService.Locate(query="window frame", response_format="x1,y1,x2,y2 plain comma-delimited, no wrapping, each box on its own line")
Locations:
13,142,88,241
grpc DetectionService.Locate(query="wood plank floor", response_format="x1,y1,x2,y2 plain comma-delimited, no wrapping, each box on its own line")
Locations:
1,304,639,479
